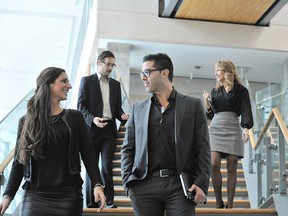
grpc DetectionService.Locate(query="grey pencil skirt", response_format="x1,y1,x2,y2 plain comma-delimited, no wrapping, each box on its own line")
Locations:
209,112,244,158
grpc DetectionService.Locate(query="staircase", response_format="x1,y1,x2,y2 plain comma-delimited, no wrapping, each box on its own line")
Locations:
83,125,277,216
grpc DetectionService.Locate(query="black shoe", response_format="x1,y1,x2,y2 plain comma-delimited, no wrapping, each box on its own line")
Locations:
87,203,100,208
216,201,225,208
106,203,117,208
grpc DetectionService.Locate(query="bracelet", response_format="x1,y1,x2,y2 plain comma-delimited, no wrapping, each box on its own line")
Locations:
206,107,212,113
3,194,13,202
94,183,105,190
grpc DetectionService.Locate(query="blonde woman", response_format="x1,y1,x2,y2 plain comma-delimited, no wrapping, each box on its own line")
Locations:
203,60,253,208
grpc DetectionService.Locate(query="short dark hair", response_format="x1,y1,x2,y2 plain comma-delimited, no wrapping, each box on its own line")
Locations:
142,53,173,82
97,50,115,62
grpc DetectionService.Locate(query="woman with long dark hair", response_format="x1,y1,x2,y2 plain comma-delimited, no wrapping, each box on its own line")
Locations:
0,67,106,215
203,60,253,208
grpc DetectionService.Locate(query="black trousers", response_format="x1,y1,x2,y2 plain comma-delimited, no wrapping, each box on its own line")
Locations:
86,123,116,207
128,175,195,216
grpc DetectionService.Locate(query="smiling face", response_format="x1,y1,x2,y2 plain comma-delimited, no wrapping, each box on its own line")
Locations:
140,60,166,93
50,72,72,102
215,68,225,82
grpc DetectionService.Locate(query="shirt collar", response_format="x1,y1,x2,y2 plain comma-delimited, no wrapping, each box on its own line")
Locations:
151,87,176,104
96,72,110,82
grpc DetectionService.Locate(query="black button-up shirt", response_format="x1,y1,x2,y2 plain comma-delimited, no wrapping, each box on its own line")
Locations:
148,89,176,173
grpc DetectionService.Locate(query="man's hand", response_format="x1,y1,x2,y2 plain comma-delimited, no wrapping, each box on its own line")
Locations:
93,117,108,128
188,184,206,205
121,113,129,121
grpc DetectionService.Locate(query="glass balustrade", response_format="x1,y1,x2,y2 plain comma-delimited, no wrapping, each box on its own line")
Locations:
0,89,34,215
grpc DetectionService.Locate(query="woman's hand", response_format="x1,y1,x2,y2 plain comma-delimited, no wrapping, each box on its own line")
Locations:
93,186,106,212
202,91,210,109
242,128,250,142
0,196,12,215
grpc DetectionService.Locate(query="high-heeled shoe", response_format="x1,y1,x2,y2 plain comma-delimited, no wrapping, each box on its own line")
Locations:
216,201,225,208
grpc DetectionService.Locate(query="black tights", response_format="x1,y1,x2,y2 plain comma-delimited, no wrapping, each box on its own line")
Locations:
211,152,239,208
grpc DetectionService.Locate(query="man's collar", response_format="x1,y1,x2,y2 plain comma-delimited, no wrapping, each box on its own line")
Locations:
151,87,176,103
96,72,109,82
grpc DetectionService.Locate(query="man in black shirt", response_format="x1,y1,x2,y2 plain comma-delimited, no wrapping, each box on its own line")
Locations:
121,53,211,216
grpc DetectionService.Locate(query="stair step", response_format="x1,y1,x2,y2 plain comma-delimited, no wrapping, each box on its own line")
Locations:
83,208,277,216
111,196,250,208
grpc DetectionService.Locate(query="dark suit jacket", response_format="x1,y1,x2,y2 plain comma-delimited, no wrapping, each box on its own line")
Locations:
77,73,125,138
121,91,211,195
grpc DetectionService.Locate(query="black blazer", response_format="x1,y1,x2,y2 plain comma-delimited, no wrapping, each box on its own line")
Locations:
77,73,125,137
121,91,211,195
4,109,102,199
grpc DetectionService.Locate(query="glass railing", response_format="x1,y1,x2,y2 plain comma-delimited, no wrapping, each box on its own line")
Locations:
66,0,93,107
0,87,76,215
0,89,34,215
243,81,288,209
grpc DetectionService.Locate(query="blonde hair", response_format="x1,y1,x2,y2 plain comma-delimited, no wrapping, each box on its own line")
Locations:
215,60,241,90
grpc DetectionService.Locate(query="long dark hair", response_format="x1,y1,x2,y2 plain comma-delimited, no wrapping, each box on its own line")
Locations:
17,67,65,164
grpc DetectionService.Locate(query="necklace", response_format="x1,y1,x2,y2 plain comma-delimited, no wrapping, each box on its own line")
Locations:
49,110,63,124
224,86,231,93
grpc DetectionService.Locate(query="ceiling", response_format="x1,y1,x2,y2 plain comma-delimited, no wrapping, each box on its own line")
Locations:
1,0,288,119
160,0,288,26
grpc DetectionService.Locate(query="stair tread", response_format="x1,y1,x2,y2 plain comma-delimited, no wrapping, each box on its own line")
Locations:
113,196,249,203
83,207,276,214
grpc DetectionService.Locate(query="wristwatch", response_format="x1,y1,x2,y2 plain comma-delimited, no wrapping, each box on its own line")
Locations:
3,194,13,201
94,183,105,189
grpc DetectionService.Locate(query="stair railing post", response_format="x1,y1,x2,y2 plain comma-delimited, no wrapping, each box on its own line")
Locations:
0,172,4,195
277,126,287,194
248,140,255,173
256,152,263,206
265,136,274,198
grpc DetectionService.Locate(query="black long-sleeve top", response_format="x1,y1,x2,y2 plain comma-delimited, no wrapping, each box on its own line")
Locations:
4,109,102,199
206,83,253,129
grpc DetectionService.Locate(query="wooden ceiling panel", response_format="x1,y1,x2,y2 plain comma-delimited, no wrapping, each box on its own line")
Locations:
174,0,276,25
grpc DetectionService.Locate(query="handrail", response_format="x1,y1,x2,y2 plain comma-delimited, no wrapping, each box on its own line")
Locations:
249,129,256,148
252,107,288,150
117,77,132,111
0,89,34,124
0,148,15,174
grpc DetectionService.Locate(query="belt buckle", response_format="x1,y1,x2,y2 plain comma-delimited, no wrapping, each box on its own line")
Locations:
160,169,169,177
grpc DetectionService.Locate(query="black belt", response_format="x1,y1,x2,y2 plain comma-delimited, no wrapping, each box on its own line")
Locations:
26,186,82,193
151,169,176,177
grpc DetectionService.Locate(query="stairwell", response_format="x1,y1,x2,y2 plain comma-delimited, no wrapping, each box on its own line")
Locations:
83,125,277,216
